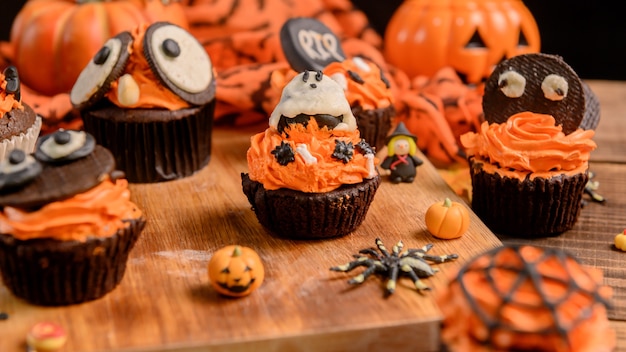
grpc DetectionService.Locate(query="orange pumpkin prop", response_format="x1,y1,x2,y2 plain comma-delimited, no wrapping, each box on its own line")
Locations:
208,245,265,297
384,0,540,83
10,0,188,96
425,198,470,239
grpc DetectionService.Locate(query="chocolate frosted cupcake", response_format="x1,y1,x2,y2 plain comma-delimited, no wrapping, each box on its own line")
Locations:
437,245,615,351
0,66,42,160
242,71,380,239
0,130,145,306
71,22,215,183
279,18,394,151
461,53,596,237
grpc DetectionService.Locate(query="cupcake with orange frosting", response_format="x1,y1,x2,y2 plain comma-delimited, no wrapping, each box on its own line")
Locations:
242,70,380,239
0,65,41,160
437,245,615,352
0,130,145,305
70,22,215,183
461,53,596,237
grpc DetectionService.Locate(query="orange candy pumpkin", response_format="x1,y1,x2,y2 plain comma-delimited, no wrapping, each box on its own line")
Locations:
384,0,540,83
10,0,188,96
208,245,265,297
425,198,470,239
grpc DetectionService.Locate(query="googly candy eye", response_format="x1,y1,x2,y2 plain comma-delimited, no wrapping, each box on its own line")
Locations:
143,22,215,105
70,32,133,110
0,149,42,190
498,70,526,98
35,130,96,163
542,74,569,101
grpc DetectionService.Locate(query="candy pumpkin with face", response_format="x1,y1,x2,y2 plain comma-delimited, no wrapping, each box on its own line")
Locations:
208,245,265,297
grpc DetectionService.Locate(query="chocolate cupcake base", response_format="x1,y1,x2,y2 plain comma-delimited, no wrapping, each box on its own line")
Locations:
470,159,588,237
242,174,380,239
352,105,394,152
82,101,215,183
0,218,145,306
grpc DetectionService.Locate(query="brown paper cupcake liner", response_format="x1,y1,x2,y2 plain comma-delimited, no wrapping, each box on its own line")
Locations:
82,100,215,183
242,174,380,239
352,105,394,152
469,159,588,237
0,115,42,160
0,217,146,306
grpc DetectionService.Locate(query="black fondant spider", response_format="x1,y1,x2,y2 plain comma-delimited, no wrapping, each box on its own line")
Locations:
330,238,458,296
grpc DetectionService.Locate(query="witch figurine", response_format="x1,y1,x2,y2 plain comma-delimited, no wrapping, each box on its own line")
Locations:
380,122,423,183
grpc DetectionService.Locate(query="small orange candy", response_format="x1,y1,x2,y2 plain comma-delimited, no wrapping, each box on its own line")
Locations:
425,198,470,239
208,245,265,297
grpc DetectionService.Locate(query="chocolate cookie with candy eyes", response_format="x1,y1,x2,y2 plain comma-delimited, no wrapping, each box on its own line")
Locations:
0,150,42,191
0,130,117,209
482,53,588,135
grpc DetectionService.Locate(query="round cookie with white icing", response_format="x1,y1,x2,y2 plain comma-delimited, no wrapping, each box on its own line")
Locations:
269,70,357,133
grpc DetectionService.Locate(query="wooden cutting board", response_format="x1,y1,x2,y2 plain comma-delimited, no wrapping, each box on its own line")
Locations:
0,125,501,352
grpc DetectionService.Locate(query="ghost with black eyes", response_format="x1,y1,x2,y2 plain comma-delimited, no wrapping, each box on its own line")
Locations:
69,21,216,183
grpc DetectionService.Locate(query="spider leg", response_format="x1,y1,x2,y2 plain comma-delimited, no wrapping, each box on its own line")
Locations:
359,248,382,260
401,264,430,292
330,256,372,272
392,240,403,257
386,264,399,294
375,238,391,257
420,253,459,263
347,261,384,285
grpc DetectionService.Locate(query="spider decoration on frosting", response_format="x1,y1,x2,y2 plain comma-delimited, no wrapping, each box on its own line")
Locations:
330,238,458,296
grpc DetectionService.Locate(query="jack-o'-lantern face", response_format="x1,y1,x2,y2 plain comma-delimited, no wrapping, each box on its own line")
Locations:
208,245,265,297
384,0,541,83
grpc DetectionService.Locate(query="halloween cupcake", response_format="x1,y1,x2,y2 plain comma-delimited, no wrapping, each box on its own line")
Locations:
70,22,216,183
0,66,42,160
279,18,394,151
242,70,380,239
460,53,596,237
437,245,615,352
0,130,145,306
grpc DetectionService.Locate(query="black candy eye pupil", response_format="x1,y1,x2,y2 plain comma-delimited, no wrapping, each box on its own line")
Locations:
8,150,25,165
54,131,71,145
162,39,180,58
93,46,111,65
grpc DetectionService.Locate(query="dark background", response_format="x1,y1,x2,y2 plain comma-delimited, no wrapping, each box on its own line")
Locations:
2,0,625,80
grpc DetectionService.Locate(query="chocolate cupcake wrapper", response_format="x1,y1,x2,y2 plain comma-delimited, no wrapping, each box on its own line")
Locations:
470,161,588,237
0,115,42,160
353,105,394,152
242,174,380,239
82,101,215,183
0,217,146,306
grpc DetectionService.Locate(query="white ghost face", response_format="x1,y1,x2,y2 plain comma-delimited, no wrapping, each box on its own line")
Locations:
268,71,357,133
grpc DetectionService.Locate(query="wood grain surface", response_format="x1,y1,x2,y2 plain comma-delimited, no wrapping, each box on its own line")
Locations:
0,124,501,352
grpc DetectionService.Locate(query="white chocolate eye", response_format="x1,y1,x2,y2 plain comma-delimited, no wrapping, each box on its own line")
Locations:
541,74,568,101
498,70,526,98
145,23,213,102
70,36,125,107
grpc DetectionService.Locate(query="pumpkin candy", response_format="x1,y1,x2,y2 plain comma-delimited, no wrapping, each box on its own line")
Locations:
615,230,626,251
425,198,470,239
208,245,265,297
9,0,188,96
384,0,540,83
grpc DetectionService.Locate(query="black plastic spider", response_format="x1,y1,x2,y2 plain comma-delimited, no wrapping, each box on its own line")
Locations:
331,140,354,163
330,238,458,296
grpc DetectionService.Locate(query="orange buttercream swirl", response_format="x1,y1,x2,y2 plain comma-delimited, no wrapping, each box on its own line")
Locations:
247,120,374,193
0,178,142,242
0,72,23,116
460,112,596,179
105,24,189,110
324,58,393,110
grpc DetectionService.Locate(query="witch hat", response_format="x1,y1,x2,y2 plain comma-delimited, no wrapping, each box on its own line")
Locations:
385,122,417,144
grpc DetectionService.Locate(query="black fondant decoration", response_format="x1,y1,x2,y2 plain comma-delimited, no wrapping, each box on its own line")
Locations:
280,17,346,72
35,130,96,164
3,65,20,101
0,149,43,191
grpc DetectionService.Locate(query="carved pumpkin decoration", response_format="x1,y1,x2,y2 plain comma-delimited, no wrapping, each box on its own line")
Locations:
9,0,189,96
208,245,265,297
425,198,470,239
384,0,541,83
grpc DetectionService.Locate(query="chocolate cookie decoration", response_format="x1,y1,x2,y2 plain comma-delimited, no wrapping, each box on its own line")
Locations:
144,22,215,105
0,150,42,191
0,145,116,209
35,130,95,164
70,31,132,110
482,53,585,135
280,17,346,72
